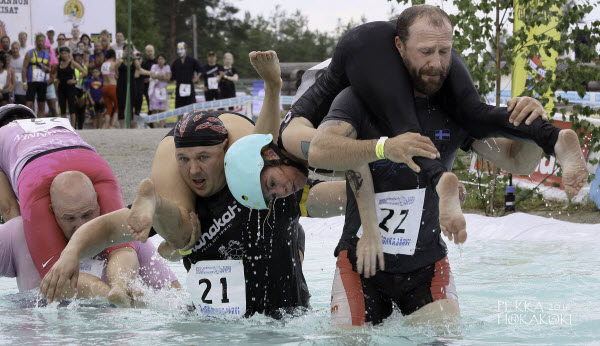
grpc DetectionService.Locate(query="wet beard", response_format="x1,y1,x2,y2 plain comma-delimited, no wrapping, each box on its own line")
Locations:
405,57,451,96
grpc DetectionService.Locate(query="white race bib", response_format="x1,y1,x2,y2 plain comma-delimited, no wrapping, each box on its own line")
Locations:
179,83,191,97
116,49,123,60
101,63,111,75
208,77,218,90
155,87,167,101
358,188,426,255
15,74,22,83
16,117,76,134
186,260,246,317
32,68,45,82
79,258,105,279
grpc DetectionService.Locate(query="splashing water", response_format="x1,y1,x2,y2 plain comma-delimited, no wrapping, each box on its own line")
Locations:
0,214,598,344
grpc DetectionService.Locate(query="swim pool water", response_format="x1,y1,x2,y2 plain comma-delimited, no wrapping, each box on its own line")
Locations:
1,213,598,345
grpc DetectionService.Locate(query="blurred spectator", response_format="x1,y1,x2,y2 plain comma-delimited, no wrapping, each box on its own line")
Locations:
149,53,171,127
101,48,118,128
55,33,68,57
9,42,26,105
1,36,10,56
116,44,141,128
87,67,105,128
132,48,150,118
80,34,92,55
112,32,125,59
219,52,238,110
46,27,57,50
23,33,50,117
171,42,202,114
140,44,156,112
73,49,88,129
18,32,31,57
56,46,86,126
68,25,80,52
203,51,223,102
44,39,58,117
0,51,14,106
99,30,111,53
90,41,104,69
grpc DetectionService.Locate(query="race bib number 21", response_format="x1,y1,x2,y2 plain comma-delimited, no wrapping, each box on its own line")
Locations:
186,260,246,317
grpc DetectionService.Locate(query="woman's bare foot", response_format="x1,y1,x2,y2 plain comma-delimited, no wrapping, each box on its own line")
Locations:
249,50,282,90
127,178,157,243
436,173,467,244
554,129,588,199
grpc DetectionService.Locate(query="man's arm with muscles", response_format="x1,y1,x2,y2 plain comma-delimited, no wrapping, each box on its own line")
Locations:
309,121,439,171
309,120,389,277
40,208,134,302
347,164,384,278
249,51,282,141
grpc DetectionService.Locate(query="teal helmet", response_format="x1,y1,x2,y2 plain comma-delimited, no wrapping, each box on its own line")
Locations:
224,134,273,209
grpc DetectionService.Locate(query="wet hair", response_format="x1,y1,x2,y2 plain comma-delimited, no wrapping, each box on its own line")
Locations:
105,48,116,60
396,4,453,43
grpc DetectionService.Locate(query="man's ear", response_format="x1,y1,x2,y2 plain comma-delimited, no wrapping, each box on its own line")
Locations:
395,36,405,59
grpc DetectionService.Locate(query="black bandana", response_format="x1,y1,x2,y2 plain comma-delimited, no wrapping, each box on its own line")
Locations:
174,110,228,148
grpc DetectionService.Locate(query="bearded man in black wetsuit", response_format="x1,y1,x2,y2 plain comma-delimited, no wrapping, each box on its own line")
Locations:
308,5,588,326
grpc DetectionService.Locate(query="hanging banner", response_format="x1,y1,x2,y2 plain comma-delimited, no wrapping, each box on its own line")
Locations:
0,0,115,48
512,0,562,114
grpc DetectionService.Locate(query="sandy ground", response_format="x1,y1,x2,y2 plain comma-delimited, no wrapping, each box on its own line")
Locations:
78,129,169,204
78,128,600,224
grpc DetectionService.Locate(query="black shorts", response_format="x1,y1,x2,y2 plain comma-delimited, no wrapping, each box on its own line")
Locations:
175,95,195,109
94,102,106,114
204,89,219,101
330,250,458,326
25,82,47,102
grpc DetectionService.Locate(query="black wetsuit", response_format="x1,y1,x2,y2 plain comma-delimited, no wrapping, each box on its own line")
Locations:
152,112,315,318
327,87,470,321
182,182,315,318
327,87,473,272
285,20,560,189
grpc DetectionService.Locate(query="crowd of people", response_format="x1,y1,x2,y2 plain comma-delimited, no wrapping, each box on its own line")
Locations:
0,4,590,328
0,25,239,129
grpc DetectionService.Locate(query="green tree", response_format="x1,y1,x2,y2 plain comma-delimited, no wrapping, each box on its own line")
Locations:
116,0,163,53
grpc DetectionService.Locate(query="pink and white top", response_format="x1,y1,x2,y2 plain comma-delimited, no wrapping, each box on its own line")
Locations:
0,118,93,197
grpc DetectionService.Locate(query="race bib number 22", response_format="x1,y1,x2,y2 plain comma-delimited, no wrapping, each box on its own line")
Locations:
358,188,426,256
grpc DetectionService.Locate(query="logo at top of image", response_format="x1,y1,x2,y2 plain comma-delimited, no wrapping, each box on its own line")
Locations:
64,0,85,23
